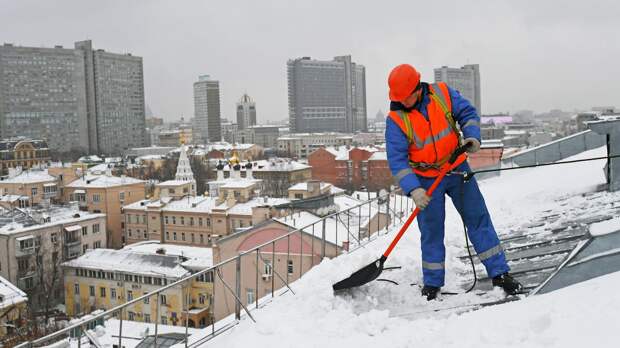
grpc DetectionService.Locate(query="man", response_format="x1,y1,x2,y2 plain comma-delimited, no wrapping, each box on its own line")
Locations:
385,64,522,300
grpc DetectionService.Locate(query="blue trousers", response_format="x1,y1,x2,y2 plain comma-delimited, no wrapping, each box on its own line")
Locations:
416,162,510,287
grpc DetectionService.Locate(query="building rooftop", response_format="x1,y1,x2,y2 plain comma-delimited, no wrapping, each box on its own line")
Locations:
0,275,27,310
217,159,310,172
66,174,145,188
62,249,190,278
226,197,291,216
122,241,213,270
0,204,105,235
288,182,332,191
0,169,56,184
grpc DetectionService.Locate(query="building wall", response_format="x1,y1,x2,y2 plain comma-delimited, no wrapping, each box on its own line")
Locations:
193,76,221,144
434,64,481,114
0,140,51,176
0,179,59,206
65,182,146,249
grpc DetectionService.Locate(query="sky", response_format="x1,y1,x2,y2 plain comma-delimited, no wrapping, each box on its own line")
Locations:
1,0,619,123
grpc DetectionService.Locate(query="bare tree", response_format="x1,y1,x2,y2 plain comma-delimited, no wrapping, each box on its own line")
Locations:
28,239,63,333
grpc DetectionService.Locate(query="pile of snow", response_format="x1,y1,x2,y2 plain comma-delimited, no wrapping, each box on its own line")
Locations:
199,146,618,347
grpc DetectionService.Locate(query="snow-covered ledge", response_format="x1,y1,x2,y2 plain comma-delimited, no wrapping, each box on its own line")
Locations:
588,118,620,191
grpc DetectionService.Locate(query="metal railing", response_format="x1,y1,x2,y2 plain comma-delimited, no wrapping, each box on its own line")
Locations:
16,189,412,348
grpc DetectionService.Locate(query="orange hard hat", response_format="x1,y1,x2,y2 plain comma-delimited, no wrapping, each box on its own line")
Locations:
388,64,421,102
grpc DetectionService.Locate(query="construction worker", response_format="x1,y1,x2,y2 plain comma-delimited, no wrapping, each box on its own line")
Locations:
385,64,522,300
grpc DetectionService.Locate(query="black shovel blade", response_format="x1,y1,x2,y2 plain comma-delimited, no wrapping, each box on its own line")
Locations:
333,256,386,291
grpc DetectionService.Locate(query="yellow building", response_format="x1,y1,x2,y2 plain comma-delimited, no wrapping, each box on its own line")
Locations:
62,244,213,328
0,139,50,177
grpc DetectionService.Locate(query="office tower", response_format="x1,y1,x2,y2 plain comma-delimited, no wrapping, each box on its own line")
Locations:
193,75,221,143
434,64,481,114
236,94,256,130
287,55,366,133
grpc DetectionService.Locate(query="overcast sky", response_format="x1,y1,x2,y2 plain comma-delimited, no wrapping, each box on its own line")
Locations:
2,0,619,123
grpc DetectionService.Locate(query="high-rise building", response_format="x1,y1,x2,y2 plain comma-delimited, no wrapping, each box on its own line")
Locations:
193,75,221,144
0,41,147,155
434,64,481,114
287,55,367,133
236,94,256,130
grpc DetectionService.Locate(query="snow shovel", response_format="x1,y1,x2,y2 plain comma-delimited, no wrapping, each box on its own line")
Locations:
333,144,471,291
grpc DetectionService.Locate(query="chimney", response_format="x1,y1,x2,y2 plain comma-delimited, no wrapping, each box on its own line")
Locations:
216,161,225,181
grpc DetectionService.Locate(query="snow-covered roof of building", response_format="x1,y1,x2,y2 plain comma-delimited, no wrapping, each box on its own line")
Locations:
0,275,27,310
0,204,105,235
226,197,291,216
156,180,191,187
288,182,332,191
218,159,310,172
66,174,145,188
122,241,213,270
62,249,190,278
275,211,348,247
0,169,57,184
368,151,387,160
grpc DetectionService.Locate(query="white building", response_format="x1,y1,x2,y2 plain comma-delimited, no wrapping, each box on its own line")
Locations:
236,94,256,130
277,133,353,158
434,64,481,114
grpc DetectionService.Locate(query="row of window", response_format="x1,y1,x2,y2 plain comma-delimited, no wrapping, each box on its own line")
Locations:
74,268,169,286
164,215,211,227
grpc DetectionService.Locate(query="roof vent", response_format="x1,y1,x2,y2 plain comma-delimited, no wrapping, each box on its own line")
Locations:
155,247,166,255
73,213,80,218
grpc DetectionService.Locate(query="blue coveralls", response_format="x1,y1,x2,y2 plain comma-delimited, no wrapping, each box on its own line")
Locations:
386,83,510,287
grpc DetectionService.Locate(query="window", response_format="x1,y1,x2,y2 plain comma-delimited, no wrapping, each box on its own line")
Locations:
100,287,106,298
172,216,176,225
143,230,148,239
247,289,255,305
111,288,117,299
168,188,175,194
89,286,95,297
173,232,177,240
19,238,34,251
119,192,125,201
82,226,88,236
93,224,100,234
82,244,88,253
295,193,303,199
189,217,194,226
288,260,294,275
51,233,58,243
94,241,101,248
74,283,80,294
127,290,133,301
31,187,37,196
181,232,185,241
144,314,151,323
206,218,211,227
160,294,167,305
92,194,100,203
180,216,184,225
198,218,203,226
144,276,152,285
161,316,167,325
144,292,150,304
154,278,163,286
74,303,80,315
165,231,170,240
199,294,206,305
200,234,204,244
165,216,169,224
191,233,195,243
128,311,135,321
264,260,272,276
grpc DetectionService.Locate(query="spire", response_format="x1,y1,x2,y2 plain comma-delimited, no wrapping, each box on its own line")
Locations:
175,145,196,195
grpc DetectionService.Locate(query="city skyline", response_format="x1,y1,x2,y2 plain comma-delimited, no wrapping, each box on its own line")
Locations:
1,1,619,125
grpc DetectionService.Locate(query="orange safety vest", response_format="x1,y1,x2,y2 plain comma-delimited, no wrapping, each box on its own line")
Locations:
388,82,466,177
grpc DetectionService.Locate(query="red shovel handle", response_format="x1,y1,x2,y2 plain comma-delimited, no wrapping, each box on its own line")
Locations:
382,144,470,259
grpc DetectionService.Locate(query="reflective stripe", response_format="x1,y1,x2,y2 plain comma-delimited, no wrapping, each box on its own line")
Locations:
478,244,504,262
395,168,412,182
421,126,453,147
462,119,480,128
422,261,445,270
430,83,448,108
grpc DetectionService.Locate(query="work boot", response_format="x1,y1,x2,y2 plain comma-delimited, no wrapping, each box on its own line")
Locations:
492,273,523,295
421,285,440,301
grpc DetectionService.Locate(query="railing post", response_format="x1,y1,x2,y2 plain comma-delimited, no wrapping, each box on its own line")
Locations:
154,291,160,348
358,206,361,242
255,249,259,309
184,281,189,348
271,241,275,298
211,269,215,335
78,324,83,348
311,224,315,267
335,212,338,254
321,218,326,259
235,255,241,320
387,192,391,229
286,234,290,286
299,229,303,279
118,308,123,348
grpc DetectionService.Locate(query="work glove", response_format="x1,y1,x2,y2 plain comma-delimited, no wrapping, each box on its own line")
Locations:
410,187,431,210
463,138,481,153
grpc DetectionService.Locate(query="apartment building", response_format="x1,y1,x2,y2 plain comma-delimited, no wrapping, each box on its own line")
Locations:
277,133,353,159
64,174,146,249
0,205,106,309
0,275,28,338
0,169,60,207
63,245,213,327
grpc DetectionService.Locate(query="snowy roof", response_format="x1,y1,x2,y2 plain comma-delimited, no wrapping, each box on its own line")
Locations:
288,182,331,191
275,211,348,247
156,180,191,187
0,205,105,235
124,196,220,214
66,174,145,188
219,159,310,172
122,241,213,270
0,169,57,184
226,197,291,216
0,275,27,310
220,180,259,189
62,249,190,278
